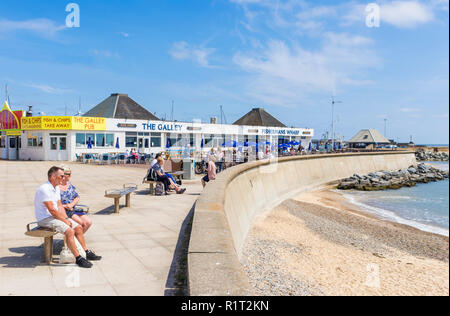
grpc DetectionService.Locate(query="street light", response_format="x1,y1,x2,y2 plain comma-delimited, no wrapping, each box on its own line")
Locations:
331,96,342,150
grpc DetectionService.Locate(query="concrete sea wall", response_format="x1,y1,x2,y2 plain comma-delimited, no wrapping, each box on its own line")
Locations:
188,152,417,296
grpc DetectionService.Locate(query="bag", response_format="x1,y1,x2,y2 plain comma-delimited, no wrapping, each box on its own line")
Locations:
146,168,158,182
154,182,165,196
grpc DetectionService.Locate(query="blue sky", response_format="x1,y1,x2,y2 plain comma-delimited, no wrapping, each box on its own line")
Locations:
0,0,448,143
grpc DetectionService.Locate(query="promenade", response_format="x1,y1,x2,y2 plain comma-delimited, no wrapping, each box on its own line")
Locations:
0,161,201,296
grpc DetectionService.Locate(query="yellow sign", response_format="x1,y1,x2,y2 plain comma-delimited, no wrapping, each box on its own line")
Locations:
21,116,106,131
6,130,21,136
71,117,106,131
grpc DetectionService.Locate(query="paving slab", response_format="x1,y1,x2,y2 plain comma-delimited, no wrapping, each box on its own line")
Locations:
0,161,202,296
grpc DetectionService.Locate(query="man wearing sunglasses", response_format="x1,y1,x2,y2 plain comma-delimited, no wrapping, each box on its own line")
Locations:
34,166,101,268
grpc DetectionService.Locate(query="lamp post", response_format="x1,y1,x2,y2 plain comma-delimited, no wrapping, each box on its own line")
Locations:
331,97,342,150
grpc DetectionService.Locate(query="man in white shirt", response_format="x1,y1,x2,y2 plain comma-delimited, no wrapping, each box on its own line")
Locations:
35,166,101,268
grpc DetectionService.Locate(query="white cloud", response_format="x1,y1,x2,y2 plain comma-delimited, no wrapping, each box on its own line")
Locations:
169,41,217,68
120,32,130,38
22,83,74,94
381,1,434,28
92,49,120,58
344,1,435,28
400,107,422,112
0,18,66,38
233,33,379,107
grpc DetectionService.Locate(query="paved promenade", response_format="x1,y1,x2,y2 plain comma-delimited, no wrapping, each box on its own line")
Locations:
0,161,202,296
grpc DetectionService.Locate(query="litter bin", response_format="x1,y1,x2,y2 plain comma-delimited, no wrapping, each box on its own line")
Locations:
183,158,195,180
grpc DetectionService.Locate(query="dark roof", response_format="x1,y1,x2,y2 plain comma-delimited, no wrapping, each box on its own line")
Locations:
84,94,160,120
233,108,286,128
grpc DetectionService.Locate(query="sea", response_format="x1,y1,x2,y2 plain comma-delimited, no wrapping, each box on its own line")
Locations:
340,161,449,237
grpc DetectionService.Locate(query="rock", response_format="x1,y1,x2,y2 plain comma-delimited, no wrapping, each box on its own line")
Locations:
338,180,358,190
407,167,417,174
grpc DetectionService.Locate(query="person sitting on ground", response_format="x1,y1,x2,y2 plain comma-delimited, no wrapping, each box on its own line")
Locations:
152,157,186,195
34,166,101,268
202,155,217,188
59,166,92,234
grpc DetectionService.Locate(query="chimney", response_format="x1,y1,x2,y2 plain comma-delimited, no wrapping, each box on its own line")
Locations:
26,106,33,117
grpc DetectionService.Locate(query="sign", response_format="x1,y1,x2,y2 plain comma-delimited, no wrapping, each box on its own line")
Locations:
262,128,301,136
72,117,106,131
21,116,106,131
118,123,137,128
142,123,183,132
6,130,21,136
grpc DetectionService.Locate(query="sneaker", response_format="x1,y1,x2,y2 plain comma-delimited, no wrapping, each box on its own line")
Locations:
76,257,93,268
86,250,102,261
177,188,186,194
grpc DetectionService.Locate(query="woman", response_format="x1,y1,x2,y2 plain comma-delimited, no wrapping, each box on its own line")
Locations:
59,166,92,233
201,155,217,188
152,157,186,195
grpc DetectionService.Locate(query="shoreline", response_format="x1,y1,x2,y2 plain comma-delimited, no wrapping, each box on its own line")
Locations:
241,185,449,296
297,185,449,237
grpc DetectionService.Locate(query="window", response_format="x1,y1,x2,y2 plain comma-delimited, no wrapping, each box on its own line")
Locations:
151,133,161,147
50,137,57,150
106,134,114,147
96,134,105,147
86,133,95,147
144,139,149,149
76,133,85,147
9,138,16,149
0,134,5,148
59,137,67,150
126,133,137,147
27,132,43,147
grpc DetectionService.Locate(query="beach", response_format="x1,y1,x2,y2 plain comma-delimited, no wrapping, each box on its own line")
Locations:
241,187,449,296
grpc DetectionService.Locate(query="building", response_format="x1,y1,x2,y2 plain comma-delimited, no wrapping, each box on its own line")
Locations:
347,129,390,149
0,94,314,161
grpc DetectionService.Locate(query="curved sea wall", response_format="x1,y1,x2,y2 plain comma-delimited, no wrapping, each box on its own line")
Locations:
188,152,417,296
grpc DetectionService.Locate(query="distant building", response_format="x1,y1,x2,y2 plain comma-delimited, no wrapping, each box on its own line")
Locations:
347,129,390,149
233,108,286,128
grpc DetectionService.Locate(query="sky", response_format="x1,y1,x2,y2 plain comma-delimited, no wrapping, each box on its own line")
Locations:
0,0,448,144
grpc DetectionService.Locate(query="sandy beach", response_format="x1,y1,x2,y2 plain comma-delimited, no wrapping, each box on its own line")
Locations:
241,187,449,296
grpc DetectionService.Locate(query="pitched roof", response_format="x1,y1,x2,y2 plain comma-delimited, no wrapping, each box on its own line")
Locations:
348,129,390,144
233,108,286,128
84,94,160,121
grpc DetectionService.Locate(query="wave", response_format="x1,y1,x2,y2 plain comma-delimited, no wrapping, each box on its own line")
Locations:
342,193,449,237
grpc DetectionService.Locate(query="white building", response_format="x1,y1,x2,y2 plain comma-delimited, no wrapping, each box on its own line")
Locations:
1,94,314,162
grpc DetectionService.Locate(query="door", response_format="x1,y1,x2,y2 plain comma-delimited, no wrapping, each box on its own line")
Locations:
7,137,18,160
49,135,68,161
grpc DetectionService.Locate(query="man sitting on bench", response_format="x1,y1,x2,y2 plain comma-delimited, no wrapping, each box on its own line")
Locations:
34,166,101,268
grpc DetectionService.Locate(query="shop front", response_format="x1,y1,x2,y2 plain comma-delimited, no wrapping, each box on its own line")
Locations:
0,101,24,161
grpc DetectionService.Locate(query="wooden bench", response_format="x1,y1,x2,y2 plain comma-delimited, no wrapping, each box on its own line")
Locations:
142,171,183,195
24,205,90,264
25,223,58,264
104,184,137,214
143,177,163,195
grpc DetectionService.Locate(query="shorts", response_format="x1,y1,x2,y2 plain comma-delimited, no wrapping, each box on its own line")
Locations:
202,175,210,183
38,217,79,234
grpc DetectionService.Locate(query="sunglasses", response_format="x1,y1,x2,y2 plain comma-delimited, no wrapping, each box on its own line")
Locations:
65,173,72,176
